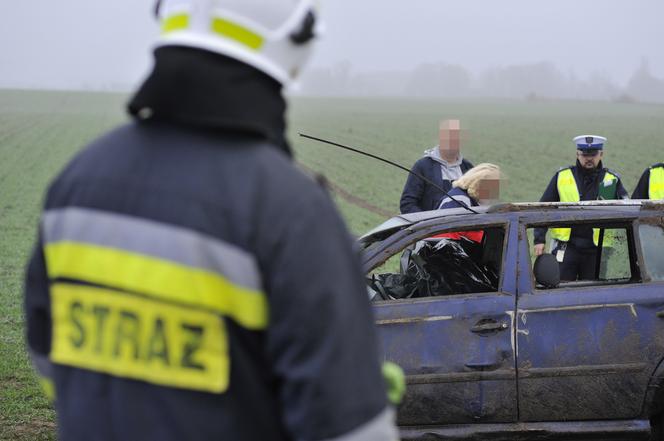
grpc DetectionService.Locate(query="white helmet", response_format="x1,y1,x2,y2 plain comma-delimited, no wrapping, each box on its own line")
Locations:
155,0,320,85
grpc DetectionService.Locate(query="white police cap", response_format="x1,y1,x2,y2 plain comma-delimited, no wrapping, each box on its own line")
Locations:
574,135,606,151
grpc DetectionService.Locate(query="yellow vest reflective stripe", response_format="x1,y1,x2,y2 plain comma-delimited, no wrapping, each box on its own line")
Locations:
550,168,618,245
649,166,664,200
550,169,579,242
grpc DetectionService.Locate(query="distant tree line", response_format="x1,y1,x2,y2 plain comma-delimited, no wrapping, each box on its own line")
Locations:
299,58,664,103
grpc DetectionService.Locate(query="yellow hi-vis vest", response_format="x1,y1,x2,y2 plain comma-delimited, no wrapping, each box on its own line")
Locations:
649,165,664,200
550,168,619,245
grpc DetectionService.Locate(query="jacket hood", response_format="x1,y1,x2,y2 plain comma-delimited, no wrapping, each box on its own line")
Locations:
128,46,291,155
424,146,463,167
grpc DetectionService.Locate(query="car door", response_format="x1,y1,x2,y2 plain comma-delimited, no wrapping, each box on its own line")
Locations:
369,219,518,425
516,217,664,421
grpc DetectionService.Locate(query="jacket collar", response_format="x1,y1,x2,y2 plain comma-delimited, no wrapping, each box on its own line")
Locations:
424,146,463,167
128,46,291,155
575,159,603,177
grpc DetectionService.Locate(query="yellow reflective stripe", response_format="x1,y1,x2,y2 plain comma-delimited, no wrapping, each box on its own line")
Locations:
38,376,55,401
42,208,263,292
161,14,189,34
550,227,571,242
551,169,578,242
160,13,264,50
603,171,618,185
50,284,229,393
650,167,664,200
551,170,618,245
211,17,264,50
44,242,268,330
556,169,580,202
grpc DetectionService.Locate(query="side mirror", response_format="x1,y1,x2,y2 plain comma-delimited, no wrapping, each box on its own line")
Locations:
534,254,560,288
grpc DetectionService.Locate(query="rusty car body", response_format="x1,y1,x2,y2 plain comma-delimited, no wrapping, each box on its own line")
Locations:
360,200,664,440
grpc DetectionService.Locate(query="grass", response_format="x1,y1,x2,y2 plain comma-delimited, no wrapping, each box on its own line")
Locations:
0,90,127,440
1,90,664,438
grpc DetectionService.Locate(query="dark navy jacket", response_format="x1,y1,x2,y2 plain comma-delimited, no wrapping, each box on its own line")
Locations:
400,157,473,213
24,48,388,441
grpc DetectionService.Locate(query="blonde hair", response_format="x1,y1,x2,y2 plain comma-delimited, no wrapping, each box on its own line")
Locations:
453,163,501,200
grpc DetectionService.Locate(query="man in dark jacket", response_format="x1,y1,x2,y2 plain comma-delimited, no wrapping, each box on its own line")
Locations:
632,163,664,199
23,1,397,440
533,135,628,281
400,119,473,213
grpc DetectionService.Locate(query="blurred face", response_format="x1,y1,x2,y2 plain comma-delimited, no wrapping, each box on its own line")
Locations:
477,178,500,204
439,119,462,160
576,149,603,170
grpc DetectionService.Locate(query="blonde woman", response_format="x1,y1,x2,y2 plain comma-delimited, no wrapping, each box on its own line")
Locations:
438,163,501,209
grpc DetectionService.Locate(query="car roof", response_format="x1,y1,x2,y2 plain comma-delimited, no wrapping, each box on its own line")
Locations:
359,200,664,244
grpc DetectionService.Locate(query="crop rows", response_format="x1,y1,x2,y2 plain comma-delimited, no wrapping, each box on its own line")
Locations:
1,90,664,439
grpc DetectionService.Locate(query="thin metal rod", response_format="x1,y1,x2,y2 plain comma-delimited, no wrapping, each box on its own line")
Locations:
298,133,478,214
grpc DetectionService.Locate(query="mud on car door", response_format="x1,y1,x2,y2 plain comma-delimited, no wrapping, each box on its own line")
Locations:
367,221,518,425
517,218,664,422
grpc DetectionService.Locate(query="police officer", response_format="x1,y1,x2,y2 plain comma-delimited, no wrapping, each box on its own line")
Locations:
24,1,398,440
632,163,664,199
533,135,628,281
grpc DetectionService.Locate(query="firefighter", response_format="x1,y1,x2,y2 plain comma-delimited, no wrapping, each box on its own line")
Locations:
533,135,628,281
24,1,398,440
632,163,664,200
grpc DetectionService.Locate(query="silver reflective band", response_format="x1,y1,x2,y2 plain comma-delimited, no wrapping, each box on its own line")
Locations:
29,349,53,378
312,407,398,441
42,207,263,293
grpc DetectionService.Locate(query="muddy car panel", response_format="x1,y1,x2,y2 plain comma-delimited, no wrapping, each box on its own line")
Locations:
363,202,664,438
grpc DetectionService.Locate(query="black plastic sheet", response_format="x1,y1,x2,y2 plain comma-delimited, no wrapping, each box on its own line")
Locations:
372,237,498,300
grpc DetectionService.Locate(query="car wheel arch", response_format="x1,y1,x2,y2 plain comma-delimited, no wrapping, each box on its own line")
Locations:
642,356,664,418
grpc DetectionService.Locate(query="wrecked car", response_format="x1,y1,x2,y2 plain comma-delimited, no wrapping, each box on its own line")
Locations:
360,200,664,440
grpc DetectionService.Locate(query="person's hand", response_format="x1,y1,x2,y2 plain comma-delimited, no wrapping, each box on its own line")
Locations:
534,243,545,256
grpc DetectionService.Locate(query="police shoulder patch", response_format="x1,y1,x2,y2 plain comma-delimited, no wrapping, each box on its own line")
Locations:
557,165,573,172
605,168,621,179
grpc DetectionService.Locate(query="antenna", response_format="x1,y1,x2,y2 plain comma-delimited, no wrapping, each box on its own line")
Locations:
299,133,478,214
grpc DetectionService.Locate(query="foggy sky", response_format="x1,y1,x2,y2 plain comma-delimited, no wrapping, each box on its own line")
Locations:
1,0,662,91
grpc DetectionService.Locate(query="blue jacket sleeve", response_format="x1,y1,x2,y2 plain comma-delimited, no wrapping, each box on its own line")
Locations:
400,159,425,214
632,169,650,199
616,178,629,199
260,186,394,441
24,232,55,400
534,173,560,244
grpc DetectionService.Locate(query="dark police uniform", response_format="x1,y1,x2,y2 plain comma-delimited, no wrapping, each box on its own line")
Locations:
534,160,628,281
632,163,664,200
24,47,392,441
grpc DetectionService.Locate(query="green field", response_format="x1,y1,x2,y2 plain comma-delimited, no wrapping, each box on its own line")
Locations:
1,89,664,439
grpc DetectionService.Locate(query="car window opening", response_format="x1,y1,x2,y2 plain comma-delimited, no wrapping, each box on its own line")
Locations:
528,222,641,290
638,223,664,281
368,226,505,301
